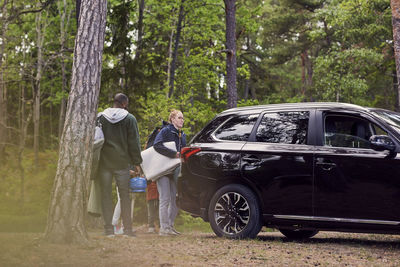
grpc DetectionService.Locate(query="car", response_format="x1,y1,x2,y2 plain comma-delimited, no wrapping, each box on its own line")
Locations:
177,102,400,239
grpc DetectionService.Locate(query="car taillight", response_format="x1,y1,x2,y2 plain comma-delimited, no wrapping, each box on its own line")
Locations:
181,147,201,162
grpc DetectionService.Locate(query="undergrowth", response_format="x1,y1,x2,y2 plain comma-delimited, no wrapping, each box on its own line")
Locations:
0,147,212,233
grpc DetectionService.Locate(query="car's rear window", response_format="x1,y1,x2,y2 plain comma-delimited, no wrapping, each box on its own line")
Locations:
193,115,231,143
214,114,259,141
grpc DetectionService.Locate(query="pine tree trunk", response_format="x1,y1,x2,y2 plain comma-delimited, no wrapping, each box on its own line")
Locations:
0,0,9,163
391,0,400,111
33,7,45,168
168,0,185,98
300,50,312,97
58,0,71,139
224,0,237,109
44,0,107,244
135,0,145,61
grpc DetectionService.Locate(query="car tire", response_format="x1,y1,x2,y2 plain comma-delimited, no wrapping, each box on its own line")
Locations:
208,184,262,239
279,229,319,240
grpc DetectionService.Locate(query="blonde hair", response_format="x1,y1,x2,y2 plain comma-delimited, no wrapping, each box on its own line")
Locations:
169,109,182,123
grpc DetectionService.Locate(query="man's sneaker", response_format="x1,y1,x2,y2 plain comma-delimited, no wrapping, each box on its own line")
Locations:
159,228,178,236
113,225,124,235
147,227,156,234
104,230,115,237
170,227,181,235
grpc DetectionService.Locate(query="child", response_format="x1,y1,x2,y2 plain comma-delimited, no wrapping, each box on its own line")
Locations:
146,180,159,233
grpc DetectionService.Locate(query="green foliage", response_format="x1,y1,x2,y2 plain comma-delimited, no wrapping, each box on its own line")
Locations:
313,48,384,104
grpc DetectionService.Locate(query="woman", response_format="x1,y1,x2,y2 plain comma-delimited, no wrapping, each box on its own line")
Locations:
153,109,186,236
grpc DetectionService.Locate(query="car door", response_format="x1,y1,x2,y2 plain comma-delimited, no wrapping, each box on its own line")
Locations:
314,111,400,222
241,110,315,216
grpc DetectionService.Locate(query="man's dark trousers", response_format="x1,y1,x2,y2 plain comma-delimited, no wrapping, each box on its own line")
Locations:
99,166,132,234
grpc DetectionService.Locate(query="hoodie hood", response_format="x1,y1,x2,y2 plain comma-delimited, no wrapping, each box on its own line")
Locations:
101,108,129,124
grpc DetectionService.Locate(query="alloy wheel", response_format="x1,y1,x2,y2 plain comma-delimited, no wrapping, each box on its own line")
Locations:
213,192,250,235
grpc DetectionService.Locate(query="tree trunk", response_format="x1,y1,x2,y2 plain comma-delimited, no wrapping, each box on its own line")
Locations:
76,0,81,26
301,50,313,99
134,0,145,61
18,91,32,208
33,7,45,168
0,0,9,164
58,0,72,139
166,20,175,98
44,0,107,244
168,0,185,98
392,0,400,111
394,70,399,111
224,0,237,109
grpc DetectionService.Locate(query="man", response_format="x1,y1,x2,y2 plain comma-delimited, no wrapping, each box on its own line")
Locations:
98,93,142,237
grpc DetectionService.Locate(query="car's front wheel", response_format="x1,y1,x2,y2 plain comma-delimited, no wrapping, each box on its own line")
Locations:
279,229,319,240
208,184,262,239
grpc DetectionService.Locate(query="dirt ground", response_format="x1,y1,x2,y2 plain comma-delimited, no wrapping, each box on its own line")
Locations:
1,227,400,267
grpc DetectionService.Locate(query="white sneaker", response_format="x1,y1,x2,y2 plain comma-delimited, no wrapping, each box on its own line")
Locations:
147,227,156,234
159,228,178,236
170,227,181,235
113,225,124,235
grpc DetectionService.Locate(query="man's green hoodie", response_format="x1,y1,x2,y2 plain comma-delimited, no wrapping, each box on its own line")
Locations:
99,108,142,170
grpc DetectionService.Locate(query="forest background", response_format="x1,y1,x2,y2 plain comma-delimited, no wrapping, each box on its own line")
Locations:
0,0,398,233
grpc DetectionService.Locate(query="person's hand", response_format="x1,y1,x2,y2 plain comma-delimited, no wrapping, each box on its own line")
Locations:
129,169,136,177
176,152,180,158
134,165,143,176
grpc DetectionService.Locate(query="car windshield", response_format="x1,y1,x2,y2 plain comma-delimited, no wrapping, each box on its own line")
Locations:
371,110,400,134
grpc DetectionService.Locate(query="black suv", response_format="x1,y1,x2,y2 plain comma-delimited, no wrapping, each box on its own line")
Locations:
178,102,400,239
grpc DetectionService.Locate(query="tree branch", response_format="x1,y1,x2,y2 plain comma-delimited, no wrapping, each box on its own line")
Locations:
8,0,56,21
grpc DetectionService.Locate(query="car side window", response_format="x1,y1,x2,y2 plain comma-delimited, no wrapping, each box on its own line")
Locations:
255,111,309,144
214,114,259,141
324,115,387,148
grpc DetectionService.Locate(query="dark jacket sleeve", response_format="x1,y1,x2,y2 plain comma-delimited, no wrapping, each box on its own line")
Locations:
182,133,187,149
153,128,177,158
127,114,143,165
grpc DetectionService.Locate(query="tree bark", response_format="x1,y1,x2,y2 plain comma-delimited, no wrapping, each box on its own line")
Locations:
33,6,46,168
44,0,107,244
168,0,185,98
224,0,237,109
58,0,72,139
0,0,9,164
134,0,145,61
391,0,400,111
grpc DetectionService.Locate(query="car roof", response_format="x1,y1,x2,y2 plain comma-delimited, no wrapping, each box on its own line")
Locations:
219,102,371,116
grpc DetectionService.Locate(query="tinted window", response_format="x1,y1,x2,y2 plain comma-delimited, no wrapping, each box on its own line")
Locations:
371,110,400,133
214,114,259,141
324,115,387,149
194,115,231,143
255,111,309,144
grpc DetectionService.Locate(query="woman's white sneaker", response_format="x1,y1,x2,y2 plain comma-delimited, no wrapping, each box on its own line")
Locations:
159,228,178,236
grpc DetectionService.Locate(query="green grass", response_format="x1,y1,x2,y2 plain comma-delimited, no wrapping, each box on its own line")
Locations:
0,213,47,232
0,148,213,234
175,211,212,233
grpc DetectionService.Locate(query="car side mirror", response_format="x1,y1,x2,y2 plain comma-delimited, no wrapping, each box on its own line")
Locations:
369,135,397,157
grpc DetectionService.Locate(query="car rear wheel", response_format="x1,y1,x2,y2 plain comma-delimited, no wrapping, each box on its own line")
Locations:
279,229,319,240
208,184,262,239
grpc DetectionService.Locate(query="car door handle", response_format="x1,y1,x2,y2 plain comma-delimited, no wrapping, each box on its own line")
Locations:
316,159,336,171
242,156,261,163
